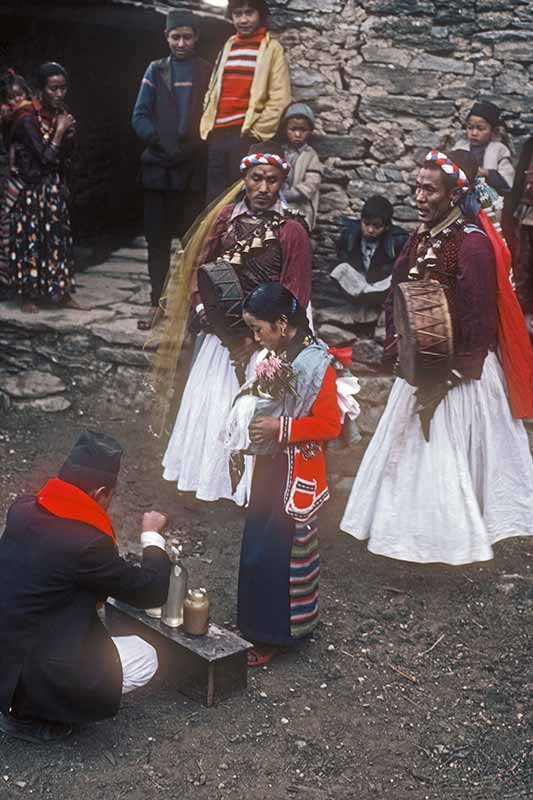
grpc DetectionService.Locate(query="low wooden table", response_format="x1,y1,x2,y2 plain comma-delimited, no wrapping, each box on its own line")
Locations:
105,598,252,707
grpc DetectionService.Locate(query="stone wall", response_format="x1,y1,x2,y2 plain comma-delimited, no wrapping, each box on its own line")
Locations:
266,0,533,270
3,1,533,263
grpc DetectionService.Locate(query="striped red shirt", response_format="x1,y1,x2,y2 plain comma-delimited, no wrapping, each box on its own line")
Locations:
215,28,266,130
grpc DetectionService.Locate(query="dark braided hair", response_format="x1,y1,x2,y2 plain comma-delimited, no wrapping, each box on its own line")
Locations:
243,283,309,331
35,62,68,91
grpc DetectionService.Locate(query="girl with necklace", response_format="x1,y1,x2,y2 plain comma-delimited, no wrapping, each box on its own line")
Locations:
7,62,77,313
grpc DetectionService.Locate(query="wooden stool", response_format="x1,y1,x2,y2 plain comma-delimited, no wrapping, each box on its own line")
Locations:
105,598,252,707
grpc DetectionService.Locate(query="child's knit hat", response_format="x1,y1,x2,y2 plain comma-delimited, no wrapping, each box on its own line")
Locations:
282,102,316,129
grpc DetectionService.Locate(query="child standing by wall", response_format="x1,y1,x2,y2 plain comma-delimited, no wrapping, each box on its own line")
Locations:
200,0,291,203
455,100,515,195
279,102,322,231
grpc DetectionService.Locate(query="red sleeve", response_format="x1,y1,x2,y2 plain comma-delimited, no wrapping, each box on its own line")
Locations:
283,366,341,443
279,219,312,308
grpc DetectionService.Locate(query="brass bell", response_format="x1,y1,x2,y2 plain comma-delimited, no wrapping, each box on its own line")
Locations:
229,251,242,266
250,235,263,252
264,227,276,243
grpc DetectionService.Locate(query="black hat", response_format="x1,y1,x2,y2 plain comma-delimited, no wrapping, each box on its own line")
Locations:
166,10,199,32
362,195,393,223
467,100,501,129
59,431,123,493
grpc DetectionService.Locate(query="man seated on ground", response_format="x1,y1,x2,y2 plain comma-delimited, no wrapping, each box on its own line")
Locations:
332,196,408,312
0,431,171,744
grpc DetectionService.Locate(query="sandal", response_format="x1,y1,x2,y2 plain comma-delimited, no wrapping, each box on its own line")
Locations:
137,307,162,331
247,646,279,668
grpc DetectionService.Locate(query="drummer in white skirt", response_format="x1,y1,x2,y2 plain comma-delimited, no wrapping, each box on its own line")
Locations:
341,149,533,565
162,143,312,506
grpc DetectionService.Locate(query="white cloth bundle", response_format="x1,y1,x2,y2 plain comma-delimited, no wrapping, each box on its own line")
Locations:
336,374,361,423
222,394,258,453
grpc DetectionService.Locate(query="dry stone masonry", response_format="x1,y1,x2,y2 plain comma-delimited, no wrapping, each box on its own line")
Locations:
263,0,533,267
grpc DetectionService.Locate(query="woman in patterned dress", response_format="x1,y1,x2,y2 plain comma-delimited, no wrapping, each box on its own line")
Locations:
7,62,77,312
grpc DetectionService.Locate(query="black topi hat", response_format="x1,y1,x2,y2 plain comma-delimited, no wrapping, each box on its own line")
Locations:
362,195,394,223
467,100,501,129
166,10,199,33
59,431,123,493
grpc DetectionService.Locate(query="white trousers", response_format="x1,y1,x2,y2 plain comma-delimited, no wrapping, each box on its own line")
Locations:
112,636,158,695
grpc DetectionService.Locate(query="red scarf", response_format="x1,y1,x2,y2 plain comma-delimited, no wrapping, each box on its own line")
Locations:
479,210,533,418
37,478,116,543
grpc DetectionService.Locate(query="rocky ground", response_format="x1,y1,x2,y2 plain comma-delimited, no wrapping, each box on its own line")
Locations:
0,244,531,800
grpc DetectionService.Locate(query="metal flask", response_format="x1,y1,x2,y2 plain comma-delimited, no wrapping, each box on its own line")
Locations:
161,562,188,628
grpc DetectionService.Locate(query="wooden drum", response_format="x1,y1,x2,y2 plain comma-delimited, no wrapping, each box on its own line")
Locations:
197,259,246,342
393,279,454,386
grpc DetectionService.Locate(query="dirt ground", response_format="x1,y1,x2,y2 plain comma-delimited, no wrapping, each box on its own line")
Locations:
0,366,531,800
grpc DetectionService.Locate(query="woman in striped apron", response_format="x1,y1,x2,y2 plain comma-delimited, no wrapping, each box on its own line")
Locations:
234,284,341,667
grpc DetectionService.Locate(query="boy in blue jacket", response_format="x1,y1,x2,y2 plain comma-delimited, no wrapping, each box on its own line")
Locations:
132,10,211,330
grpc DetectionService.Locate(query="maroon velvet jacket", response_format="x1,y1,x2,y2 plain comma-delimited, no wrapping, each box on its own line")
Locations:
385,219,498,379
194,201,312,309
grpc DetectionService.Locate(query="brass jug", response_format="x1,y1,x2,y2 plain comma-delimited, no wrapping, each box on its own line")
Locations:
183,588,209,636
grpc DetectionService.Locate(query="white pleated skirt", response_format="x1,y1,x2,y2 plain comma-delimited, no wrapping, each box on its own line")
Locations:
340,353,533,565
162,333,255,506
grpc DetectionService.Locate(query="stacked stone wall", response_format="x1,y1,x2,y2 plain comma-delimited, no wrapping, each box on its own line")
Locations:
265,0,533,272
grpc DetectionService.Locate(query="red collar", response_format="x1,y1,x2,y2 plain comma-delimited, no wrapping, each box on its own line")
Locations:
37,478,116,542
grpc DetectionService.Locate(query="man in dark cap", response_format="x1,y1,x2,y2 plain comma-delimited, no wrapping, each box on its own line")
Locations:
132,9,211,331
0,431,171,743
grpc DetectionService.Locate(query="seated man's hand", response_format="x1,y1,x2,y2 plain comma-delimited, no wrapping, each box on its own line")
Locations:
249,416,280,444
230,337,256,365
142,511,168,533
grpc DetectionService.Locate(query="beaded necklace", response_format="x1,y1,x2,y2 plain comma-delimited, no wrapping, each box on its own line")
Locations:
408,211,466,290
35,105,58,144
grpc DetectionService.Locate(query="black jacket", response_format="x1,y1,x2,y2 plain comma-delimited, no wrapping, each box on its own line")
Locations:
337,216,409,285
132,55,211,192
0,496,170,724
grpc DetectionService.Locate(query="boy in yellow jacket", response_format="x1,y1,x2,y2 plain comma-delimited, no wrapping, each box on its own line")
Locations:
201,0,291,202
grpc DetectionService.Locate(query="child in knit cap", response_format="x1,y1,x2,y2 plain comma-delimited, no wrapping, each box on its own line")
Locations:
279,102,323,231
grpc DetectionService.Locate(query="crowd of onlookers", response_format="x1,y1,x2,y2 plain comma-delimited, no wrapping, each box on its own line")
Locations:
1,0,532,338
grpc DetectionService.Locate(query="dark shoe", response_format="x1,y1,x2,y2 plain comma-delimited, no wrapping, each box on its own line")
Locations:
0,712,72,744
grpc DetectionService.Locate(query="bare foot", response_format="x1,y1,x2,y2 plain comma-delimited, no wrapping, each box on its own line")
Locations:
138,306,163,331
20,301,39,314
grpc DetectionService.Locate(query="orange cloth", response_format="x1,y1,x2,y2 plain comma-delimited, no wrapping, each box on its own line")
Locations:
37,478,116,543
283,366,341,524
289,366,342,442
479,210,533,418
